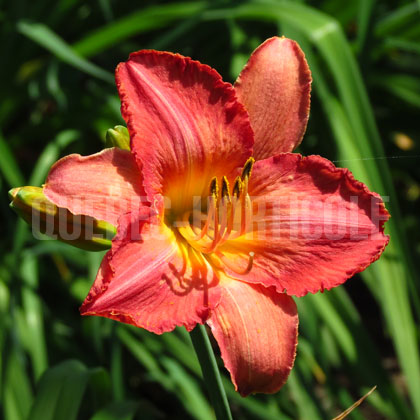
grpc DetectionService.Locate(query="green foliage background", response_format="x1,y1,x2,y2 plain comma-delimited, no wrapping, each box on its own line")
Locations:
1,0,420,419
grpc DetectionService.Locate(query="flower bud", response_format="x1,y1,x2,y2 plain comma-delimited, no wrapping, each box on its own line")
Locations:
9,186,116,251
105,125,130,150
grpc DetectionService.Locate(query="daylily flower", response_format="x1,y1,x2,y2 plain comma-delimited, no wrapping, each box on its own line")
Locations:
21,37,389,396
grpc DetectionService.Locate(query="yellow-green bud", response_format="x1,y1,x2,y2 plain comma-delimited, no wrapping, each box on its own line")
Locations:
9,186,116,251
105,125,130,151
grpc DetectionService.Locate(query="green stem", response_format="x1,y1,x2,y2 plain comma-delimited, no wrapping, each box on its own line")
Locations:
189,324,233,420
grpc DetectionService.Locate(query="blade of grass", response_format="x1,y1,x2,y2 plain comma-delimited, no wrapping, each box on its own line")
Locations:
3,350,33,420
89,401,140,420
160,328,201,375
117,327,171,388
28,360,107,420
72,2,206,58
0,131,25,187
287,369,324,420
372,73,420,108
375,3,420,38
378,37,420,55
20,254,48,380
46,60,67,109
98,0,113,22
2,347,33,420
222,377,293,420
354,0,375,54
0,280,10,397
149,13,203,50
161,357,214,420
119,326,213,419
110,325,124,402
17,21,114,83
162,328,288,420
303,291,410,419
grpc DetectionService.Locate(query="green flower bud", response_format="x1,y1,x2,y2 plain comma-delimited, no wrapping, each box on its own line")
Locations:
105,125,130,150
9,186,116,251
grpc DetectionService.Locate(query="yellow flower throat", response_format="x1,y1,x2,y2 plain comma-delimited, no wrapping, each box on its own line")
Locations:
177,157,255,275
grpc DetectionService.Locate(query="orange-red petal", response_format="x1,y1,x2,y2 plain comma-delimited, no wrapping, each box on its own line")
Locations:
44,148,146,226
207,280,298,396
116,50,254,213
235,37,311,159
80,212,221,334
218,153,390,297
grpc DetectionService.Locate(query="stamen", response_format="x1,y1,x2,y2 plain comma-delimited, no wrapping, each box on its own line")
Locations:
178,160,255,256
209,176,219,199
216,251,255,275
218,179,238,245
178,177,218,246
227,177,251,240
232,176,242,198
240,186,247,234
243,195,252,235
183,205,213,241
213,176,232,245
239,162,253,237
210,192,219,242
182,176,220,242
200,181,228,253
221,176,231,202
241,157,255,181
206,177,219,241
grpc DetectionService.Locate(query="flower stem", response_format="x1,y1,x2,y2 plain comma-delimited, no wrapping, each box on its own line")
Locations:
190,324,233,420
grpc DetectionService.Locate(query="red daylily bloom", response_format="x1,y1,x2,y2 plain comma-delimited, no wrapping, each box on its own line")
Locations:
43,37,389,396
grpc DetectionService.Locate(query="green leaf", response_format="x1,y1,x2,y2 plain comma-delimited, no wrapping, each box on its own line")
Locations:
0,131,25,187
3,351,33,420
287,370,324,420
375,3,420,38
28,360,105,420
161,357,215,420
17,21,114,83
372,73,420,108
90,401,140,420
20,254,48,380
72,2,206,57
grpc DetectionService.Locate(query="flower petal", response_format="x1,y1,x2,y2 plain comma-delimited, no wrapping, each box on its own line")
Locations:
80,212,221,334
218,154,390,297
207,279,298,396
44,148,146,226
116,50,254,213
235,37,311,159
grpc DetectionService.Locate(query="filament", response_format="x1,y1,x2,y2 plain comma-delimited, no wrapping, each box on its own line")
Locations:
216,251,255,275
177,159,255,274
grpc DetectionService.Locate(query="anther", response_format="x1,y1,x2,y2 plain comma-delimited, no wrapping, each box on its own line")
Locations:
241,157,255,181
209,176,219,199
221,176,231,202
178,165,255,254
232,176,242,198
